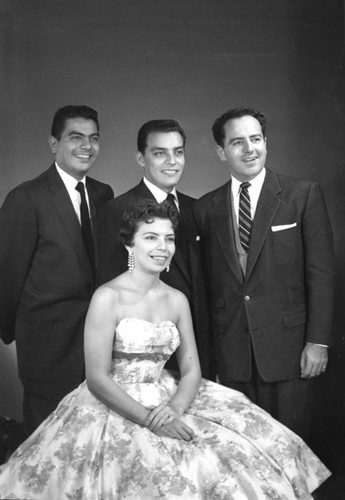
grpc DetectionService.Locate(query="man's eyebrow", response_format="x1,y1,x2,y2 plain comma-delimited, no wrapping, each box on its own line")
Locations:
229,136,243,143
150,146,184,151
67,130,100,137
229,133,262,143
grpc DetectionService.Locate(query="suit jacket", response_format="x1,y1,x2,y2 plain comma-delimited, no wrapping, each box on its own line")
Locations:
98,180,214,378
0,164,114,401
194,169,335,383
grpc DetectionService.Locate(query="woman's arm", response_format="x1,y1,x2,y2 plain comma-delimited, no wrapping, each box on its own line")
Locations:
169,292,202,414
84,285,151,426
147,292,202,432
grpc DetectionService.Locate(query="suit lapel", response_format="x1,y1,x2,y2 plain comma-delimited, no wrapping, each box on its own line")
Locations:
211,182,243,284
175,195,193,286
47,165,92,272
132,180,157,200
246,170,282,279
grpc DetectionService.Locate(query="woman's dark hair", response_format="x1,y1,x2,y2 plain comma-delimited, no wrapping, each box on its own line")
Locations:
119,200,179,247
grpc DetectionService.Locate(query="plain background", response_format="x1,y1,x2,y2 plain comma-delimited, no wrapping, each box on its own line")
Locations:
0,0,344,474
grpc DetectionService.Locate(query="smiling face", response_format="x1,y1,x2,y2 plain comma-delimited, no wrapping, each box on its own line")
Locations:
216,115,267,182
136,131,185,193
49,117,100,180
128,217,176,274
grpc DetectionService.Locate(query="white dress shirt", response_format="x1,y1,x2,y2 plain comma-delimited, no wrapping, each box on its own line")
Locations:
55,163,90,224
143,177,179,210
231,168,266,225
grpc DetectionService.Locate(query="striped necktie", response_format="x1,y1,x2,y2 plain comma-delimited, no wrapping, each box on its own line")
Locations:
239,182,252,252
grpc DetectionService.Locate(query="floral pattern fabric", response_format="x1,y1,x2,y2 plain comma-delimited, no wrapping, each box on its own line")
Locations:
0,318,330,499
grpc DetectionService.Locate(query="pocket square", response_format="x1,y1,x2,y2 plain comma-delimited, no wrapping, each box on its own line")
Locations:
271,223,297,232
196,235,201,241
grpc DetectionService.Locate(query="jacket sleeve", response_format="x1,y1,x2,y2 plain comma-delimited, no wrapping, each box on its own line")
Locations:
100,184,114,205
0,188,38,343
303,183,335,345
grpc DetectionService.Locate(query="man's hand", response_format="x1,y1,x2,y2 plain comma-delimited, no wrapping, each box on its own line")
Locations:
300,343,328,379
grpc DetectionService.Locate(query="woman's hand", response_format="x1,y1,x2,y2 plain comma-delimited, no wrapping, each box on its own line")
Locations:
145,404,177,432
153,418,195,441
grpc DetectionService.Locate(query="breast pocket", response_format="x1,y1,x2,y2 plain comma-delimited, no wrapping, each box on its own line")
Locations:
270,223,304,280
271,225,299,240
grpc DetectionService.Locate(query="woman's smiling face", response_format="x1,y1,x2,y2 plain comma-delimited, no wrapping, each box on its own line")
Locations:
129,217,176,273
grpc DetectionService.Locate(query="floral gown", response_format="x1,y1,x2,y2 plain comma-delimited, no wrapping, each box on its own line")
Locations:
0,318,330,499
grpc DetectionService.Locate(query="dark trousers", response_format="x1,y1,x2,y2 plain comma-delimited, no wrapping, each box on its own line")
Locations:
23,392,60,437
223,366,314,443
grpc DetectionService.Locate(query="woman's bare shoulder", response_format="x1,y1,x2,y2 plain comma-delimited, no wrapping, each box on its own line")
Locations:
159,281,189,307
92,275,128,306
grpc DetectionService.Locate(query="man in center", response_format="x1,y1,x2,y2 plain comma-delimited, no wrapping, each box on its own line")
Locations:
99,119,213,378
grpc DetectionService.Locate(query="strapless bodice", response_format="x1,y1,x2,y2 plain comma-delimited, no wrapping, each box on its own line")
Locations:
110,317,180,384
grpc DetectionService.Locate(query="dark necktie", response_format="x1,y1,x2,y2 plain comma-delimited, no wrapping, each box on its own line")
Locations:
239,182,252,252
75,182,95,266
166,193,177,210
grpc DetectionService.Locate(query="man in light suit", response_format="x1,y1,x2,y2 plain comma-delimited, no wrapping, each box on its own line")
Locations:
194,106,335,440
0,105,114,434
99,120,213,378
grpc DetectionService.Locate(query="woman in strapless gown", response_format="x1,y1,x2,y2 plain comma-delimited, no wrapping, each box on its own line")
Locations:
0,200,330,499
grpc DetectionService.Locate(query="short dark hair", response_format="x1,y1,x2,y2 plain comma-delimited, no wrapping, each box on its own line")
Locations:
137,119,186,154
212,106,267,147
51,105,99,140
119,200,179,247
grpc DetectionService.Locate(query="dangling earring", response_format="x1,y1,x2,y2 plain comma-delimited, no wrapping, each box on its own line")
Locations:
166,262,170,273
128,251,135,273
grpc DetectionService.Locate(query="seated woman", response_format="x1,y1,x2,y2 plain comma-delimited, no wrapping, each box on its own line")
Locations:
0,200,330,499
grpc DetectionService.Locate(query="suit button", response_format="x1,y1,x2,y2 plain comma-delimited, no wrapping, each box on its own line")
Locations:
244,295,250,302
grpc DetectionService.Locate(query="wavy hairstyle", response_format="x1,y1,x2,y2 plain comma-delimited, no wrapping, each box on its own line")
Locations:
119,200,179,247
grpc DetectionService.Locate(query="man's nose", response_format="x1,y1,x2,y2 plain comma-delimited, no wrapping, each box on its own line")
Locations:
243,139,254,152
166,152,176,164
81,137,92,149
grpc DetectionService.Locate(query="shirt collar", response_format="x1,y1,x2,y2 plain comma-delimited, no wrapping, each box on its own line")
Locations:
143,177,178,203
55,162,86,189
231,167,266,196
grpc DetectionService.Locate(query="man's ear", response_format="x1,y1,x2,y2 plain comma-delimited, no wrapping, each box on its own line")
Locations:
215,144,227,162
48,135,58,154
135,150,145,168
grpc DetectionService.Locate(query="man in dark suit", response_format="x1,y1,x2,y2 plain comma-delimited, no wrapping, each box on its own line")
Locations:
194,106,335,440
99,119,213,378
0,105,114,434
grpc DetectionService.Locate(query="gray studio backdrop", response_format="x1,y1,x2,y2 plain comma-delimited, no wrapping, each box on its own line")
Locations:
0,1,344,447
